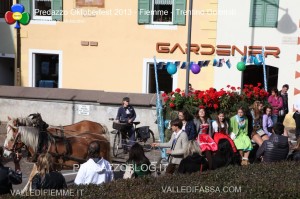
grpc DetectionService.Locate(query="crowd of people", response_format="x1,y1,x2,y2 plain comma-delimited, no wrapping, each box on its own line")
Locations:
1,85,300,196
151,84,300,173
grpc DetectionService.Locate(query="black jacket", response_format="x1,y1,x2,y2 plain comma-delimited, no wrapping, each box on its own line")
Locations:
256,134,289,162
287,150,300,161
184,120,197,140
116,105,136,123
279,91,289,114
178,153,207,174
32,171,67,190
0,165,22,195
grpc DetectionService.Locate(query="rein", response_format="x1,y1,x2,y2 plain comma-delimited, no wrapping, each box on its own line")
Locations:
5,126,24,153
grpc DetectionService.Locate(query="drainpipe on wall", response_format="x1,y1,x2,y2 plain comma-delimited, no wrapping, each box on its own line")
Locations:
14,0,21,86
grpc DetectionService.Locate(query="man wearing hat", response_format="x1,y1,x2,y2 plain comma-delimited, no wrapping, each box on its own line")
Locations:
116,97,136,153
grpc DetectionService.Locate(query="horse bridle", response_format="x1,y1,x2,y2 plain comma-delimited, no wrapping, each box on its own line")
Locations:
5,125,24,153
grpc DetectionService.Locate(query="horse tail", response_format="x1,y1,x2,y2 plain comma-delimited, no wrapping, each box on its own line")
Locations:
101,124,110,139
99,125,111,162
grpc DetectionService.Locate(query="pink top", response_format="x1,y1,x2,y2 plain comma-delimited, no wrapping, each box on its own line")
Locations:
268,95,283,115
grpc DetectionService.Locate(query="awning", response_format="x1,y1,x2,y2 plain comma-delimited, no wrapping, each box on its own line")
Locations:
154,0,173,5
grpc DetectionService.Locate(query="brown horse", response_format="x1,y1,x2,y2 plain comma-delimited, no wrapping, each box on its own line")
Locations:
4,125,111,165
3,125,111,194
9,114,108,136
48,120,108,137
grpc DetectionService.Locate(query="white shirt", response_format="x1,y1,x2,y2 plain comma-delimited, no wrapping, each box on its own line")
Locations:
173,129,183,139
212,121,228,133
74,158,113,185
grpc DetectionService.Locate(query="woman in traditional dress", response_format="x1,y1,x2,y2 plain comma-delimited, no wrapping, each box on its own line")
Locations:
194,107,217,170
212,111,237,153
229,107,252,166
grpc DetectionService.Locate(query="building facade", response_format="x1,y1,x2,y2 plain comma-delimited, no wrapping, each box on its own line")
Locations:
0,0,15,86
13,0,219,93
215,0,300,126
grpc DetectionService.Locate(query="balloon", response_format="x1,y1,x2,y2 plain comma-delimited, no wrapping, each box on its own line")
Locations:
254,57,262,65
190,63,201,74
167,63,177,75
237,62,246,71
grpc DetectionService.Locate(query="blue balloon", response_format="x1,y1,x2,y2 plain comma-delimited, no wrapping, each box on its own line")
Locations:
167,63,177,75
254,57,262,65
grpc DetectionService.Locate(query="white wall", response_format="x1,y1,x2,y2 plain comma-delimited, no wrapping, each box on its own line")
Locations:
215,0,300,116
0,98,158,142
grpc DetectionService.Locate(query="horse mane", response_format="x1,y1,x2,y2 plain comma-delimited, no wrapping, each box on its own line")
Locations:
17,117,34,126
18,126,40,152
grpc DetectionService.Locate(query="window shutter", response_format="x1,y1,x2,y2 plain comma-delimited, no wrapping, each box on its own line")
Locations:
173,0,186,25
19,0,31,14
264,0,279,27
249,0,264,27
52,0,63,21
138,0,151,24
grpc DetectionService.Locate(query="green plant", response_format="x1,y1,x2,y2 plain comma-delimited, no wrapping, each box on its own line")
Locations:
162,83,269,118
4,162,300,199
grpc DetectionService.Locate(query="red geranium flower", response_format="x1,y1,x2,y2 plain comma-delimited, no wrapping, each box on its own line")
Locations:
175,88,181,93
199,105,205,109
169,103,175,108
213,104,219,110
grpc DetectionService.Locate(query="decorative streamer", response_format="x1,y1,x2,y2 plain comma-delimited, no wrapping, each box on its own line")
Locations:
226,59,231,68
153,56,166,159
262,48,268,91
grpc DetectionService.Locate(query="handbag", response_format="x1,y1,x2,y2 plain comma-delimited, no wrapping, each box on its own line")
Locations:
278,109,285,116
256,129,265,137
123,164,135,179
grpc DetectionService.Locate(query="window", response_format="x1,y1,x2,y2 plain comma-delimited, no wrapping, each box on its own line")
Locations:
249,0,279,27
152,0,173,24
19,0,63,21
138,0,186,25
0,0,12,18
76,0,105,8
33,0,52,20
148,64,173,93
34,54,59,88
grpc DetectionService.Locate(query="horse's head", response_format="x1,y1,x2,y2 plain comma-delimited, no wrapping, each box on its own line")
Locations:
3,119,24,158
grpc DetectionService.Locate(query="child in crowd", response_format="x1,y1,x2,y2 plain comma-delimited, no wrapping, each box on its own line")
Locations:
229,107,252,166
212,111,237,153
194,107,216,170
178,110,196,140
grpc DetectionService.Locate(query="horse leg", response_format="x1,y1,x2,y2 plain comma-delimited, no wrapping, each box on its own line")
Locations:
26,147,36,162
